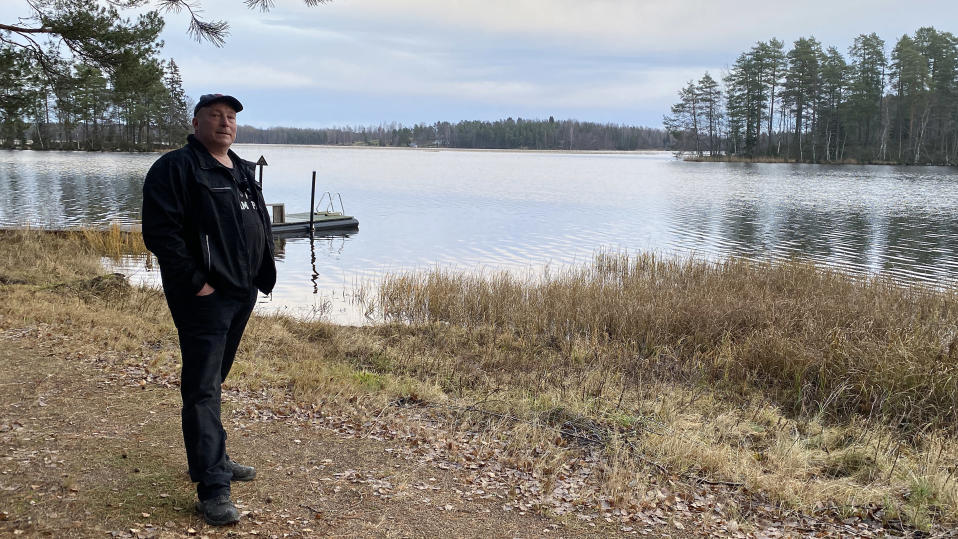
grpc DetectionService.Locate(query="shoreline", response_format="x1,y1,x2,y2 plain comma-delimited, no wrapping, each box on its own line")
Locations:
6,144,958,165
680,154,958,166
1,144,670,156
233,143,671,156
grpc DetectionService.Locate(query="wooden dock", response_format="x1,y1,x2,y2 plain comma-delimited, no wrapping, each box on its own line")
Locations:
270,211,359,235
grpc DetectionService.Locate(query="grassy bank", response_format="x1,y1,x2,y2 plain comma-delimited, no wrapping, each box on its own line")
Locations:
2,228,957,533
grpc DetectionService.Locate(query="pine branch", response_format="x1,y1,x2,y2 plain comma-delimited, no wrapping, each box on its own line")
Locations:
152,0,229,46
244,0,276,10
188,17,228,47
0,23,55,34
244,0,332,11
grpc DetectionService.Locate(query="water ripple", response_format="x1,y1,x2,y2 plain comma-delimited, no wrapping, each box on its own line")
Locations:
7,147,958,323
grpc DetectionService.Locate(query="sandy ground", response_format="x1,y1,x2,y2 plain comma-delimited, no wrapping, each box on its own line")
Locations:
0,336,666,538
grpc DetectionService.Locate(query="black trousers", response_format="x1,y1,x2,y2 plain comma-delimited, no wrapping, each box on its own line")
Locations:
166,287,257,501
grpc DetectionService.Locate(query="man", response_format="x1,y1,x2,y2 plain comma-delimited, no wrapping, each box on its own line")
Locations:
141,94,276,526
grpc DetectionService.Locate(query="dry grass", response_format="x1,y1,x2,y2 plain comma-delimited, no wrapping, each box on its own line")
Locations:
0,225,149,286
372,252,958,433
71,222,151,259
3,230,958,531
366,251,958,527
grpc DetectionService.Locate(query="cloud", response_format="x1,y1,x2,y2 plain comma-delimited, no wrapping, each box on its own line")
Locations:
155,0,956,127
176,56,317,88
340,0,906,53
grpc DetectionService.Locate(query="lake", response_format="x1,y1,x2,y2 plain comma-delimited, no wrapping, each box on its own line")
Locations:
2,146,957,324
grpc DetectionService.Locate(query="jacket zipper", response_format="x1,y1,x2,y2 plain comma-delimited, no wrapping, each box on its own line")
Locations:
204,234,211,271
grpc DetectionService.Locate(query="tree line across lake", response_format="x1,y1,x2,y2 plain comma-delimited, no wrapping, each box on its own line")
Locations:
665,27,958,165
236,119,669,151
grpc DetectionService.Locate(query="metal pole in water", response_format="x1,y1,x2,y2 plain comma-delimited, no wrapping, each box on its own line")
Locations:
309,171,316,235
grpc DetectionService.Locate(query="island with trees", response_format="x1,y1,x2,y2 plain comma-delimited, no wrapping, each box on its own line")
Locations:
664,27,958,165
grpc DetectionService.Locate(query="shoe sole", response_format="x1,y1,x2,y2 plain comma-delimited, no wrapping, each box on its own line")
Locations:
186,468,257,481
194,501,240,526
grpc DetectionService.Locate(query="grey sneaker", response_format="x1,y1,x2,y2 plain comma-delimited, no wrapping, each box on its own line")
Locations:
195,494,240,526
228,459,256,482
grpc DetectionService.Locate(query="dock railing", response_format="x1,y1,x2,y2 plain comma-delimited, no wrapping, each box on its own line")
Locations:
316,192,346,216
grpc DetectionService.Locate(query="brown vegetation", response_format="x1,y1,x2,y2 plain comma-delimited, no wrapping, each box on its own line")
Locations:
2,229,957,534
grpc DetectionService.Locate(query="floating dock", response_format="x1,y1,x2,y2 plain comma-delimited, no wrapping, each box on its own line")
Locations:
258,163,359,237
270,211,359,235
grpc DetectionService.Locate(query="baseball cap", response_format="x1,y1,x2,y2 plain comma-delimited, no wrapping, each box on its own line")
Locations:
194,93,243,116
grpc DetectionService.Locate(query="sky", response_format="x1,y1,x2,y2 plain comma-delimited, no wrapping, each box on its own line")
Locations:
4,0,957,128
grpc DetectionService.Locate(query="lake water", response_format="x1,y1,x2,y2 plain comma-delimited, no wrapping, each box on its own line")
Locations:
2,146,957,324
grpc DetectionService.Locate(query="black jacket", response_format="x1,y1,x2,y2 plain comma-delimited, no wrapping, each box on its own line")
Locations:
142,135,277,297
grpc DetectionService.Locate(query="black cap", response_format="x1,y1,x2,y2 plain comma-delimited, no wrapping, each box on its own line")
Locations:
194,93,243,116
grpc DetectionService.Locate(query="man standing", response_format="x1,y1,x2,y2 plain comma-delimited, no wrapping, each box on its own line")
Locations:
142,94,276,526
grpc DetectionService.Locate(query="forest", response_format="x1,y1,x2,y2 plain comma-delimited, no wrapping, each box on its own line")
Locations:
664,27,958,165
236,119,669,151
0,1,191,151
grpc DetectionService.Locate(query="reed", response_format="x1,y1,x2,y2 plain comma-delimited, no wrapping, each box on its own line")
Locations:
71,223,149,259
373,252,958,434
0,226,148,286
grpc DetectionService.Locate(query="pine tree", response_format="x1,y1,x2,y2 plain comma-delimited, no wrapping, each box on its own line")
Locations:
697,72,723,156
847,33,887,156
0,45,36,147
819,47,848,161
663,80,702,155
164,60,191,147
890,34,928,162
758,39,786,155
912,28,958,163
784,37,823,161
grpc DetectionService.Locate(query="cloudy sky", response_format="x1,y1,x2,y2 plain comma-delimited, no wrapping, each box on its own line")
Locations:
6,0,957,128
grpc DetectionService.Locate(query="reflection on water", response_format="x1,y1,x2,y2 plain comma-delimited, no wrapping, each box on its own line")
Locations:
0,150,154,228
4,147,958,324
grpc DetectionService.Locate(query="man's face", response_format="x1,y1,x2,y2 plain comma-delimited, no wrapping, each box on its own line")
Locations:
192,102,237,153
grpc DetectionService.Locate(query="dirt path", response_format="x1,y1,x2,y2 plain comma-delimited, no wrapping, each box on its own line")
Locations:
0,337,650,538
